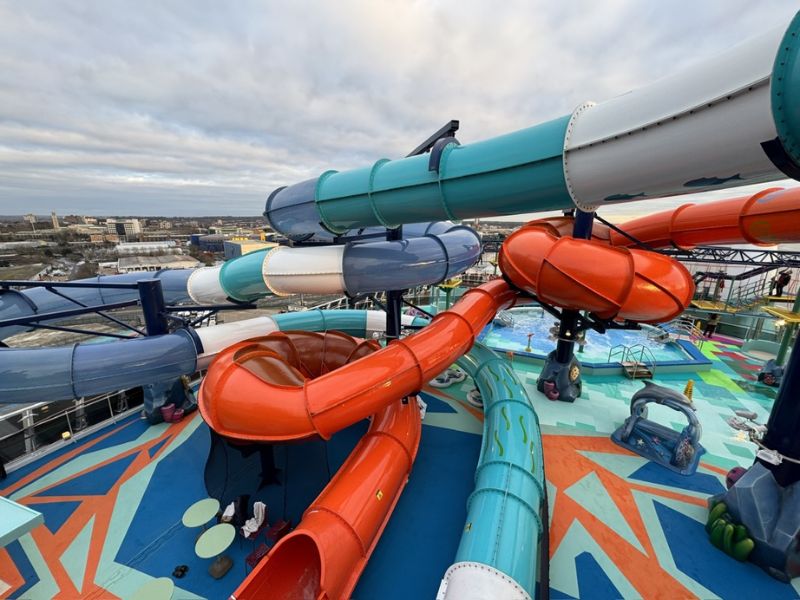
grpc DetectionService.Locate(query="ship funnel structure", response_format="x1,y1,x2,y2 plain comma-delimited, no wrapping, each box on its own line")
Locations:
264,12,800,232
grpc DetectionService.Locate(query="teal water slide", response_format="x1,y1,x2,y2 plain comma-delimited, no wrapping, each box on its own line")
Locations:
433,343,544,600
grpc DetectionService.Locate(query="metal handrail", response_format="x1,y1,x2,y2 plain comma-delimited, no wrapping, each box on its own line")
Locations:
625,344,657,378
0,390,131,446
607,344,628,364
608,343,656,378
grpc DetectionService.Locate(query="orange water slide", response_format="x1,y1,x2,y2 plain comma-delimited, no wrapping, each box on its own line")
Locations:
607,186,800,250
498,218,695,323
199,279,517,442
232,395,420,600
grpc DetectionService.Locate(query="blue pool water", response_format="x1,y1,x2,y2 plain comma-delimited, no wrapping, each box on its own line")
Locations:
479,307,690,363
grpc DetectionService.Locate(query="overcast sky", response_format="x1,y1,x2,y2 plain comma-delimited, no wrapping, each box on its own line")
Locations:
0,1,797,219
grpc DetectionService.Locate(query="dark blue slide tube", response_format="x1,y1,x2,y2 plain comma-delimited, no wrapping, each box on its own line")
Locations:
0,329,198,403
342,222,480,294
0,270,194,340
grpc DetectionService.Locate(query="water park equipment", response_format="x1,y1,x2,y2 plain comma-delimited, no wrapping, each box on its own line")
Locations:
213,331,423,600
611,381,705,476
0,309,428,404
4,11,800,596
758,358,785,386
437,342,545,600
198,279,517,442
261,20,800,239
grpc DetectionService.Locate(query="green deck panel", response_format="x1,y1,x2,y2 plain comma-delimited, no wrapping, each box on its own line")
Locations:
59,516,94,594
0,497,43,549
550,520,641,598
724,442,756,460
564,472,645,553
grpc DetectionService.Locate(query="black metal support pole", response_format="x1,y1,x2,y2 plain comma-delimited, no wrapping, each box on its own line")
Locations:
137,279,169,336
554,209,595,362
760,328,800,486
385,226,403,341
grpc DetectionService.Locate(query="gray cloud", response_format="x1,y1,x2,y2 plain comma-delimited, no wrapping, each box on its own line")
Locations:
0,0,796,216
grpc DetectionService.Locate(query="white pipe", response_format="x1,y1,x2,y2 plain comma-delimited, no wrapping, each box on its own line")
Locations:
564,24,784,210
437,562,532,600
262,246,346,296
187,266,229,304
194,316,279,368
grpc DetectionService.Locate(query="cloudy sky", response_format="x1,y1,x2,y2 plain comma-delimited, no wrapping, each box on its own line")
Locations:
0,1,797,218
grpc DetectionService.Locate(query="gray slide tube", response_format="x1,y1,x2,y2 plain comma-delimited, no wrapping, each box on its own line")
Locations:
0,269,194,340
0,329,198,403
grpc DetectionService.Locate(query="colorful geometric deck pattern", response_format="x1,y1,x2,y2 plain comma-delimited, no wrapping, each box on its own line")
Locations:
1,341,799,598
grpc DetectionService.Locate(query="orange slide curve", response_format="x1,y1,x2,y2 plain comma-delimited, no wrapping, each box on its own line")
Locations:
498,218,695,323
199,279,517,442
232,396,420,600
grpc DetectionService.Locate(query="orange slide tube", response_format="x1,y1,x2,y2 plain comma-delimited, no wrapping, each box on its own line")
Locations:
231,396,421,600
199,278,517,442
608,186,800,250
498,218,695,323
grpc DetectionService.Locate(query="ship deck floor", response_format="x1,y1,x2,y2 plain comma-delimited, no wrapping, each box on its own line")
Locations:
1,335,799,599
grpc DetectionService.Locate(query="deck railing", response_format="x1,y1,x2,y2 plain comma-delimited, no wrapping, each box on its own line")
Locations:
0,389,143,472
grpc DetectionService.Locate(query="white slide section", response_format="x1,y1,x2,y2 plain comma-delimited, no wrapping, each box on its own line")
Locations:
564,24,785,210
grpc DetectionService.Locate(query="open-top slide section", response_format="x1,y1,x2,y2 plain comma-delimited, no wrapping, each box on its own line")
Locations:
231,393,421,600
199,279,517,442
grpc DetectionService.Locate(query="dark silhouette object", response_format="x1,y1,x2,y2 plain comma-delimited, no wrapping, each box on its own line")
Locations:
704,313,721,338
771,270,792,297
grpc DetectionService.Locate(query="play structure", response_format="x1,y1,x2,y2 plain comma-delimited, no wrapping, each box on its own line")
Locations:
3,11,800,597
611,381,705,476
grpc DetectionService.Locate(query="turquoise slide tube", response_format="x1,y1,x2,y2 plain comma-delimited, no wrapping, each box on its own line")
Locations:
272,309,369,337
265,117,571,237
272,309,428,337
454,342,545,597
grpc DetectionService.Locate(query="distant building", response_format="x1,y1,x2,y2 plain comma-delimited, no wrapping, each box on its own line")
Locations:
116,240,179,255
209,225,243,236
106,218,142,240
191,234,226,253
81,216,98,225
158,220,172,230
51,211,60,230
24,214,36,224
223,240,278,260
117,255,200,273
